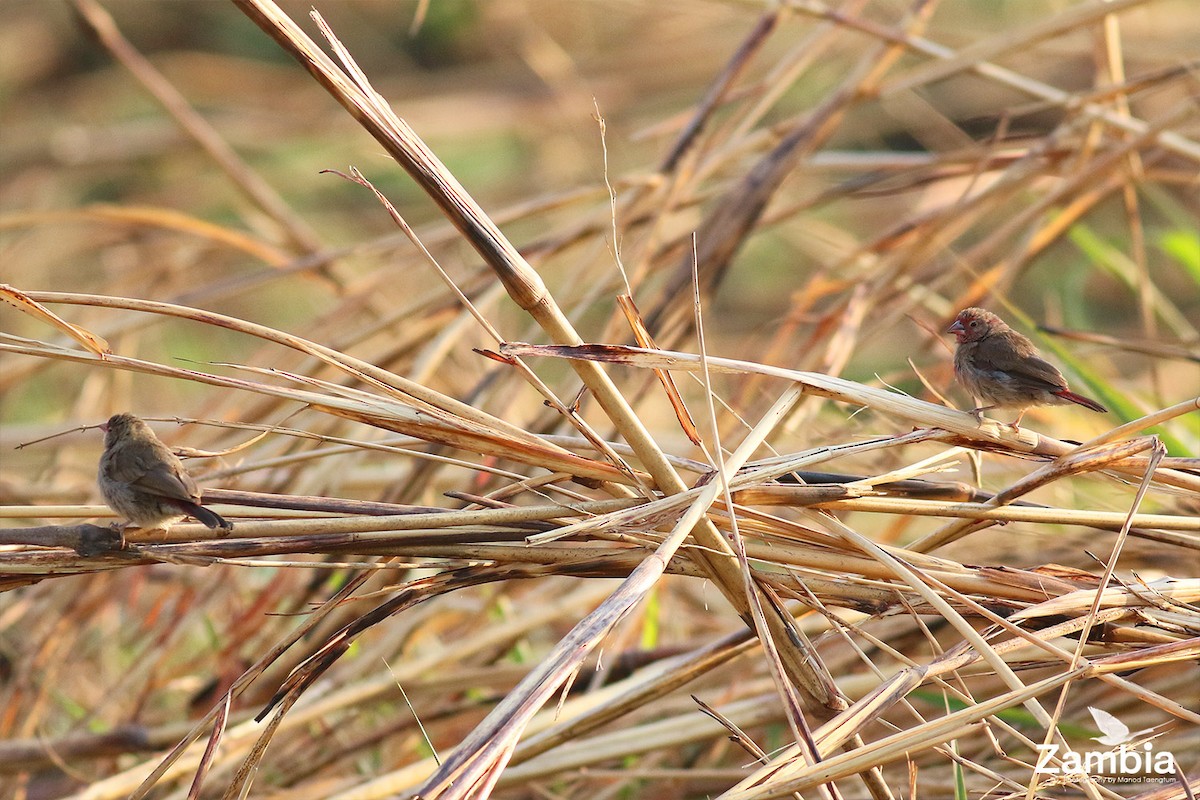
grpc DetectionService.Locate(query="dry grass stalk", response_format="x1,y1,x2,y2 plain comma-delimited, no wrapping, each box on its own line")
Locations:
2,1,1198,799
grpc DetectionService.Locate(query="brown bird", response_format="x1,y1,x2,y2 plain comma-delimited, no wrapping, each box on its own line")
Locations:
947,307,1107,429
98,413,232,531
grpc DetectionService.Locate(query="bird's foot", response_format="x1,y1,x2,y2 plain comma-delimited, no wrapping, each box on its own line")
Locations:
107,521,130,549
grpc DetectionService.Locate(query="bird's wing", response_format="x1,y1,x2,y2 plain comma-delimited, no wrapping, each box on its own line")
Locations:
101,445,146,484
1010,356,1071,391
109,443,201,502
1088,707,1130,740
131,462,200,503
976,335,1069,391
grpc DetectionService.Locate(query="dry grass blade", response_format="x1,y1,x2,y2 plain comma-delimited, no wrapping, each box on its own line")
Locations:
724,670,1087,799
3,1,1197,798
0,285,110,357
1011,578,1200,621
0,205,293,266
186,693,228,800
879,0,1153,97
617,293,701,446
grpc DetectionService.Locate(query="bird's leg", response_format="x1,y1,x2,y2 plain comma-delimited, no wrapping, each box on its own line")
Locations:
107,520,131,549
968,402,996,423
1009,409,1027,430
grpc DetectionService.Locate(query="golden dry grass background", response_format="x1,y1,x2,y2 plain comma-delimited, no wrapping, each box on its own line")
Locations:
1,1,1199,798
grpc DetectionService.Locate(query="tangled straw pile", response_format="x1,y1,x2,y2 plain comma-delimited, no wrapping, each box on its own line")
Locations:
2,1,1198,798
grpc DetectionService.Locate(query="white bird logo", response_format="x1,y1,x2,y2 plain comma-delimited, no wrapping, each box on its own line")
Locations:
1088,707,1155,746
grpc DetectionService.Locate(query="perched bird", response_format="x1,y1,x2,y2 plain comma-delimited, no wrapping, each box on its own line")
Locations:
98,413,232,531
947,307,1107,428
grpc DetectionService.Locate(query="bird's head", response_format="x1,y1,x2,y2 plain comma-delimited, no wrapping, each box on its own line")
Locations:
101,412,149,447
947,307,1004,344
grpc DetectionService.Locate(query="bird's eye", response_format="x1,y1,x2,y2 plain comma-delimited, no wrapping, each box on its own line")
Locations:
969,321,979,327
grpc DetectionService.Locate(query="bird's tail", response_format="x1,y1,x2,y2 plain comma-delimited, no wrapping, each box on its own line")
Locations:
1054,389,1107,413
186,502,233,530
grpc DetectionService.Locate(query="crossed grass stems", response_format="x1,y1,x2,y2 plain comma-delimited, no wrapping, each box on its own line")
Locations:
1,0,1199,798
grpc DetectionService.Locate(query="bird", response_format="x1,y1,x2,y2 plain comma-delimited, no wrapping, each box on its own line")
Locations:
98,413,232,532
947,307,1107,429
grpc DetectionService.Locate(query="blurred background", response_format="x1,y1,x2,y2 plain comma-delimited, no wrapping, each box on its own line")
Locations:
3,0,1198,415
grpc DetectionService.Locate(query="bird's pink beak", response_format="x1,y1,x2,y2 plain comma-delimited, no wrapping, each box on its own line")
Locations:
947,319,965,335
